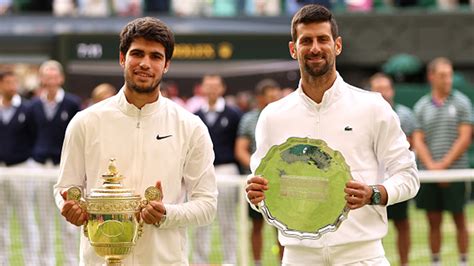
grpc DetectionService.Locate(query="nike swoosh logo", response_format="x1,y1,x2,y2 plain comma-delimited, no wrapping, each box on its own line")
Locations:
156,134,172,140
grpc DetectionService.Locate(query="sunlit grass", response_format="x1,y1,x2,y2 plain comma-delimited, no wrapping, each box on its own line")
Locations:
8,202,474,265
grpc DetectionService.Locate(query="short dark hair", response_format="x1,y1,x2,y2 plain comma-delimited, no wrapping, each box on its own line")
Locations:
0,70,14,81
119,17,175,62
291,4,339,42
255,78,280,96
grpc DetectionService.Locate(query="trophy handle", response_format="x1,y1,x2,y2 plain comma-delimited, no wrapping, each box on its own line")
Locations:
138,220,144,239
83,221,89,238
66,186,82,201
66,186,89,238
136,186,161,239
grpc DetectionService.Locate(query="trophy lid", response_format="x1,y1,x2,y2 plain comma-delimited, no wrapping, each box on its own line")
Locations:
88,158,140,199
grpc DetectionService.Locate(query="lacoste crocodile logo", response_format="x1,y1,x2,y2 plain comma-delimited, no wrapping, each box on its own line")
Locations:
344,126,352,131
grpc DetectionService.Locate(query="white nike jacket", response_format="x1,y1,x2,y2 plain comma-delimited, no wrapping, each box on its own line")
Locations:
54,89,217,265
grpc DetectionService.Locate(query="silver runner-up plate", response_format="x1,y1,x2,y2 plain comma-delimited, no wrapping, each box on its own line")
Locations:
255,137,352,240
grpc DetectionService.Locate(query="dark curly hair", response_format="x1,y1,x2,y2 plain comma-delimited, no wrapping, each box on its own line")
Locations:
119,17,175,62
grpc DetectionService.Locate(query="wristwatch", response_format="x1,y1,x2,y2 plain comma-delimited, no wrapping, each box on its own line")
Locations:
369,185,381,205
153,210,167,228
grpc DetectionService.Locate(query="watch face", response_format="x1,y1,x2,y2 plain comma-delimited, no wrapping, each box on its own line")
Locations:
371,186,381,205
373,192,381,204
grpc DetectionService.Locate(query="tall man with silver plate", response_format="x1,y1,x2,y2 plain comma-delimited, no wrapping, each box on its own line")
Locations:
245,4,419,265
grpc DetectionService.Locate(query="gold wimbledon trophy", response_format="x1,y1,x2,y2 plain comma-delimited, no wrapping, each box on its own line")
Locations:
67,158,160,266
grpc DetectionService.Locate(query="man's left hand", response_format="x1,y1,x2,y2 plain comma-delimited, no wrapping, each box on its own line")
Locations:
140,181,166,225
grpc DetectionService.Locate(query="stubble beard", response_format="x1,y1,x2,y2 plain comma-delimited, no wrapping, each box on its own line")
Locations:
125,72,161,94
304,58,332,78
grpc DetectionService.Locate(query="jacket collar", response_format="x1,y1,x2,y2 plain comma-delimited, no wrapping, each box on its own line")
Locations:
116,87,164,117
296,72,344,111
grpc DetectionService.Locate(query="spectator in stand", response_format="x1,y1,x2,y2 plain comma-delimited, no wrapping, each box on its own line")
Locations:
16,0,53,13
76,0,111,16
282,87,295,97
413,57,472,266
286,0,332,15
53,0,76,16
246,0,281,16
235,78,283,266
144,0,171,13
90,83,117,105
185,83,205,113
0,70,38,265
0,0,12,14
161,81,186,107
235,90,254,113
113,0,142,16
28,60,81,266
370,72,416,266
193,74,242,265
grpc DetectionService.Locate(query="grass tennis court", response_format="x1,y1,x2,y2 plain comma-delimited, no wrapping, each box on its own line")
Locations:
7,201,474,265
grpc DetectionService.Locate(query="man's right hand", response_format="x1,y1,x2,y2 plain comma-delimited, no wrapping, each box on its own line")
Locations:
61,191,88,226
245,175,268,205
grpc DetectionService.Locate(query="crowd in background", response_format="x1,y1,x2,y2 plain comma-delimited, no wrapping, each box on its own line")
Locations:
1,0,473,16
1,54,473,265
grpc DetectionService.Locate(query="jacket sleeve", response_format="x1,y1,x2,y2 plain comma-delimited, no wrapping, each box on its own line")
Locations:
53,112,87,210
373,96,420,205
159,120,218,228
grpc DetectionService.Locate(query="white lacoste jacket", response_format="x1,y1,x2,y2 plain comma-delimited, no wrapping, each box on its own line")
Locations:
250,74,419,252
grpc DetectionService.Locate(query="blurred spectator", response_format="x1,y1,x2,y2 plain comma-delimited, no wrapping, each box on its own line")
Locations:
246,0,280,16
0,0,12,14
16,0,53,13
53,0,76,16
437,0,458,9
172,0,212,16
213,0,238,16
113,0,142,16
185,83,205,113
144,0,170,13
393,0,418,7
282,87,295,97
77,0,111,16
0,71,39,266
235,89,254,113
413,57,472,266
27,60,81,266
193,74,242,265
234,78,283,266
345,0,373,11
161,81,185,107
287,0,331,14
90,83,117,105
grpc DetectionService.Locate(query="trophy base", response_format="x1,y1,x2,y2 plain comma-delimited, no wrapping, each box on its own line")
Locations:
105,258,123,266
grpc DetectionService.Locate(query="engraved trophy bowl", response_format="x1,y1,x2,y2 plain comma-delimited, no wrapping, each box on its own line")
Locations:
67,158,160,266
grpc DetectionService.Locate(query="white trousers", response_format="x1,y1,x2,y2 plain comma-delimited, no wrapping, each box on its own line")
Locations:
282,240,390,266
192,163,239,264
